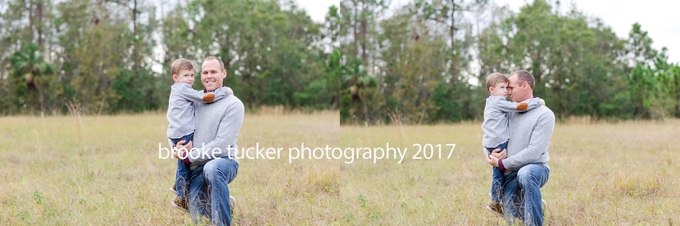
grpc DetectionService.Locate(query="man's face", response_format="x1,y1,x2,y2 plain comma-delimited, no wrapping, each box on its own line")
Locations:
173,69,195,86
201,59,226,92
507,75,525,102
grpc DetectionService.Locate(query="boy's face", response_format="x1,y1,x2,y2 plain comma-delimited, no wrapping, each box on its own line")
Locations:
489,82,508,97
173,69,195,86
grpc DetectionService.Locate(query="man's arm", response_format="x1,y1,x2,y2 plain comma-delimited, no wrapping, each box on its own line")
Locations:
492,97,544,113
499,111,555,171
186,100,245,165
172,83,222,103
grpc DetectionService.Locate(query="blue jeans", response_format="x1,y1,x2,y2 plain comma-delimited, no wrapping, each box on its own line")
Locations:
502,163,550,226
170,133,194,200
487,141,508,204
188,157,239,226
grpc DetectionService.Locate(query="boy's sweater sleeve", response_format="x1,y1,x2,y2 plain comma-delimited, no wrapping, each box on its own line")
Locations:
187,100,244,165
492,97,544,113
172,83,219,103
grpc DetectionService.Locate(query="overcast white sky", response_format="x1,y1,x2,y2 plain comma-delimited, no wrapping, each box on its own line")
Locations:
295,0,680,63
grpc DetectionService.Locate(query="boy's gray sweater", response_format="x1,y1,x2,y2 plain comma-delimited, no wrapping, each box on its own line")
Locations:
502,105,555,173
482,96,543,149
166,83,231,139
187,92,244,170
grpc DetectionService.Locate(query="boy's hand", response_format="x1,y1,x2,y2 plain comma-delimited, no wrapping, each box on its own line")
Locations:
226,87,234,95
539,98,546,105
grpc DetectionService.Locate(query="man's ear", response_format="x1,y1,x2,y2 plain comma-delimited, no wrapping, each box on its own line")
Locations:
222,69,228,78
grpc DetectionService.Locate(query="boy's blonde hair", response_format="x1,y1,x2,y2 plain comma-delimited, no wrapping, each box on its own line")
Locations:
485,72,509,90
171,58,194,76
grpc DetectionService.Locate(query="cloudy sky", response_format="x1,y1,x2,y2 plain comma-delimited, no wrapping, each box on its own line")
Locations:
295,0,680,63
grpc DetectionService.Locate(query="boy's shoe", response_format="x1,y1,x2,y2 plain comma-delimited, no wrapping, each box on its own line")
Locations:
486,201,503,216
171,195,234,214
485,199,545,216
172,197,189,212
229,196,236,215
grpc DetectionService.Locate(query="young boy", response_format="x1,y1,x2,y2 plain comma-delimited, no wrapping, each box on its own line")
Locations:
482,72,544,215
167,58,233,210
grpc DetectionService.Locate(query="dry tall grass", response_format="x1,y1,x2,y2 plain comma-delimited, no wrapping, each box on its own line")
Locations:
339,120,680,225
0,113,678,225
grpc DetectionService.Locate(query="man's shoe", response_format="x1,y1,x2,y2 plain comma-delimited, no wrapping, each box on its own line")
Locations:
542,199,547,212
486,201,503,216
229,196,236,215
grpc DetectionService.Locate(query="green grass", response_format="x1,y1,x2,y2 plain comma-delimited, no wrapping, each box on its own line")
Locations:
1,113,678,225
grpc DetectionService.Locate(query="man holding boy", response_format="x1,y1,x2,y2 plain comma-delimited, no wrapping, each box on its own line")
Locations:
174,56,244,226
486,70,555,226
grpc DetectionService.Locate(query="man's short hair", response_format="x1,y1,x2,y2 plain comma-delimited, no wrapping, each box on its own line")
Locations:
511,70,535,90
203,56,225,70
485,72,509,90
170,58,194,76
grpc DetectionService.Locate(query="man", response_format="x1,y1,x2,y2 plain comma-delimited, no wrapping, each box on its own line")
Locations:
175,56,244,226
486,70,554,226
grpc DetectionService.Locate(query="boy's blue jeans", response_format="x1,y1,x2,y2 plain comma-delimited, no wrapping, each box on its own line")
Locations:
486,141,508,204
170,133,194,200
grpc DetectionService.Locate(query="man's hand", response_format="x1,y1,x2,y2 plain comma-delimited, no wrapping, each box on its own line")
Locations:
490,148,507,159
173,140,193,160
486,148,507,167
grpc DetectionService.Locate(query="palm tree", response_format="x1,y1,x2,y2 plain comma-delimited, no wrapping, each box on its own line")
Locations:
341,57,377,124
9,42,55,113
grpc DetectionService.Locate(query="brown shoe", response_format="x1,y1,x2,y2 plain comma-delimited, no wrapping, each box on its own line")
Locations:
172,196,188,212
486,201,503,216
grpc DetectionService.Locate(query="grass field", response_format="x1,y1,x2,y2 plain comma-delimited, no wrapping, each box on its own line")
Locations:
1,112,678,225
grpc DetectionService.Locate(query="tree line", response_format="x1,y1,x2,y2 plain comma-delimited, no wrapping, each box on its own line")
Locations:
1,0,678,124
338,0,679,124
0,0,338,114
